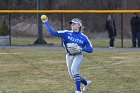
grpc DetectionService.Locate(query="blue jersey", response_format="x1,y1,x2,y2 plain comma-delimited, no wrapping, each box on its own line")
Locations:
45,22,93,54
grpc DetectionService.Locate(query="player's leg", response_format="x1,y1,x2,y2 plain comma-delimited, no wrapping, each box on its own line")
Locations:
66,54,74,79
80,67,92,91
71,54,92,92
71,54,84,92
80,77,87,86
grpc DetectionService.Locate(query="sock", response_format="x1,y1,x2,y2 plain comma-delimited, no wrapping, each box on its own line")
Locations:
81,77,87,85
74,74,81,91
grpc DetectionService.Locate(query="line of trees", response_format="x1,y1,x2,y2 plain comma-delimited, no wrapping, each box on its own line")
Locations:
0,0,140,10
0,0,140,38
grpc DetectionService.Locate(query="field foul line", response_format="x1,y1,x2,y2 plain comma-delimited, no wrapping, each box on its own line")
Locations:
88,61,125,70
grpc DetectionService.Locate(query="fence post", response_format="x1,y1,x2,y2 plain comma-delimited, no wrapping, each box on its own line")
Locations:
33,0,47,44
121,13,124,48
8,13,11,46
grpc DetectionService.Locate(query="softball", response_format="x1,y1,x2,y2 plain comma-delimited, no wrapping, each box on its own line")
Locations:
41,15,47,21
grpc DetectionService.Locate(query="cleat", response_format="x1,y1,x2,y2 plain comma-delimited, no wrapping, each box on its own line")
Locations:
83,80,92,92
75,91,82,93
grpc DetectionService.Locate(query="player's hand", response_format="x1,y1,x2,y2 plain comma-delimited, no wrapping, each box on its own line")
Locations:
41,15,48,23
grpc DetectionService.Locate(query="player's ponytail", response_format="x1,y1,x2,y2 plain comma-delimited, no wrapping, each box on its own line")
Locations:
79,27,84,32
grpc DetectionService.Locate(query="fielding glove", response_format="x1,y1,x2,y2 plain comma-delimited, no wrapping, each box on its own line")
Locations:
67,43,82,54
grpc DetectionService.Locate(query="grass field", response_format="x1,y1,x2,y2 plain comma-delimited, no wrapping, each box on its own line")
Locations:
11,37,132,48
0,47,140,93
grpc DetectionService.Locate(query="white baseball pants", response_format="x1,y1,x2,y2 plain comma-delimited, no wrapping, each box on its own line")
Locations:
66,53,84,79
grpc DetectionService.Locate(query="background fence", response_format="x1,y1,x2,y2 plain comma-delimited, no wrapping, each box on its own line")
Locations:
0,0,140,47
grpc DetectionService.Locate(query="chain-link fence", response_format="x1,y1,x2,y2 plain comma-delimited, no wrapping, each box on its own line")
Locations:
0,0,140,47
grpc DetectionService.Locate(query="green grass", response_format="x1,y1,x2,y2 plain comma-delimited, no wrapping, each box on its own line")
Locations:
91,38,132,48
11,37,62,46
0,48,140,93
11,37,132,48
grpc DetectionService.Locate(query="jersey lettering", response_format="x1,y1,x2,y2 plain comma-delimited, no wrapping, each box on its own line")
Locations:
68,36,83,44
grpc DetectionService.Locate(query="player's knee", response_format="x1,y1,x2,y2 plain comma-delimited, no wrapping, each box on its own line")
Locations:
71,68,78,76
68,69,73,79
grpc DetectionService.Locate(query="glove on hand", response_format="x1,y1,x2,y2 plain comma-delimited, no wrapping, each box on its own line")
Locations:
67,43,82,54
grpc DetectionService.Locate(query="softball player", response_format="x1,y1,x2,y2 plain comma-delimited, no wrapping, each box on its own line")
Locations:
41,16,93,93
